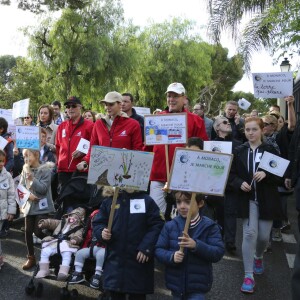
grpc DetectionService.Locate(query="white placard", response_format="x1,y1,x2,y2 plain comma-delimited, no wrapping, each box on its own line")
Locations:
238,98,251,110
0,109,14,124
203,141,232,154
87,146,154,191
76,138,90,154
7,124,16,140
133,107,151,117
12,99,30,120
144,113,187,145
258,151,290,177
15,184,30,208
168,148,233,196
252,72,293,98
16,126,40,150
0,136,8,150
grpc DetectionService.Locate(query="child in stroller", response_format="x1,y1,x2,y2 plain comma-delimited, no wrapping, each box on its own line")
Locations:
35,207,86,281
69,208,106,289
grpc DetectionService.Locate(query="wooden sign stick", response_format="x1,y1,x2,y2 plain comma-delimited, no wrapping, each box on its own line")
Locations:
179,192,196,253
107,187,120,231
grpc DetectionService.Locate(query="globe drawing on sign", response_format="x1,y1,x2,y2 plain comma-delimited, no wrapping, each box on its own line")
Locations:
269,160,277,168
179,154,189,164
134,204,141,210
149,120,156,126
255,75,262,81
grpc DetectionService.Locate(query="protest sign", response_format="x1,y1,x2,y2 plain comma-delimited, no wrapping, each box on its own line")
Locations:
133,107,151,117
258,151,290,177
12,99,30,119
203,141,232,154
87,146,154,191
0,136,8,150
16,126,40,150
238,98,251,110
76,138,90,154
144,113,187,145
0,109,13,124
168,148,233,196
15,184,30,208
252,72,293,98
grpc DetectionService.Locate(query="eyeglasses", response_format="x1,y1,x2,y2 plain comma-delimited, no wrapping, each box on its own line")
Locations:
263,122,274,127
24,117,31,119
167,95,183,100
65,104,78,109
218,120,229,126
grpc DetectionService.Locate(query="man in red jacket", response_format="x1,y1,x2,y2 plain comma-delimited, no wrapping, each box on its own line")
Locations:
56,96,94,192
148,83,208,215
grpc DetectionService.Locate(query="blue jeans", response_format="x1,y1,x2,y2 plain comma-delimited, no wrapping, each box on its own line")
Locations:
172,293,205,300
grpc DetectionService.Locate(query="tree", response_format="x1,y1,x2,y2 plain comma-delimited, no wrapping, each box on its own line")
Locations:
0,55,17,86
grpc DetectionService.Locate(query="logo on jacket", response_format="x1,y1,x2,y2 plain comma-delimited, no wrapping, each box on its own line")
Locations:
119,130,127,136
76,131,82,136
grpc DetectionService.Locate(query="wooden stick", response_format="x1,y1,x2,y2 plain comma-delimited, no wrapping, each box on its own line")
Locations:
68,157,74,170
179,192,196,253
165,144,170,183
107,187,120,231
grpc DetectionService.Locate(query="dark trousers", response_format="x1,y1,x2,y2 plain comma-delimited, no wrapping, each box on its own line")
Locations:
295,179,300,232
110,292,146,300
224,191,238,244
57,172,73,194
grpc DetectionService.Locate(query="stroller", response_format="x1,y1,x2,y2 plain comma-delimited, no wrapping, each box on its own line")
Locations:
25,174,105,299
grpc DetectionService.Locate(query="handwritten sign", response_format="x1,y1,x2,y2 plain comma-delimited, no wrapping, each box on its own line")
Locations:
0,136,8,150
87,146,154,191
203,141,232,154
144,113,187,145
16,126,40,150
12,99,30,120
76,138,90,154
252,72,293,98
133,107,151,117
0,109,14,124
168,148,233,196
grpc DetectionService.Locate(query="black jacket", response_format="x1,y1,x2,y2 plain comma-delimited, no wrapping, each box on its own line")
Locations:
130,108,144,142
229,142,284,220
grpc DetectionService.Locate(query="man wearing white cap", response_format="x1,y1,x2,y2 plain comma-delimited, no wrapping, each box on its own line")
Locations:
147,83,208,215
77,91,143,170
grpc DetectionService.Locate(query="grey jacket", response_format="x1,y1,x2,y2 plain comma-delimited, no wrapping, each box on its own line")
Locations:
21,162,55,216
0,167,16,220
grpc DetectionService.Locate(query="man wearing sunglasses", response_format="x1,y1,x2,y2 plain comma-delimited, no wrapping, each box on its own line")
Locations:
55,96,94,201
211,116,242,253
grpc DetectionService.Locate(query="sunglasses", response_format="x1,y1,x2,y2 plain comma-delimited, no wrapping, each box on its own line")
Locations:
24,117,31,119
65,104,78,109
263,122,274,127
218,120,229,125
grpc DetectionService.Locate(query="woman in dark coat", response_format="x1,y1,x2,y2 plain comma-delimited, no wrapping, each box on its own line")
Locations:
229,117,283,294
92,187,164,300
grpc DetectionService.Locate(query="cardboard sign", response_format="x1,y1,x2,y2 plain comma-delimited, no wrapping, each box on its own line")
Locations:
133,107,151,117
87,146,154,191
15,184,30,208
144,113,187,145
238,98,251,110
12,99,30,120
0,136,8,150
203,141,232,154
252,72,293,98
258,151,290,177
0,109,14,124
168,148,233,196
16,126,40,150
76,138,90,154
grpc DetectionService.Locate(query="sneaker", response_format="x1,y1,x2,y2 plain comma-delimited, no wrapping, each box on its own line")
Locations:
281,221,291,233
0,256,4,270
253,258,264,275
89,274,102,289
69,272,85,284
272,228,282,242
241,276,255,294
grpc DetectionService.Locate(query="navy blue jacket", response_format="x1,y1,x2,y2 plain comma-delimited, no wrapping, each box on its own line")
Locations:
155,215,224,295
93,190,164,294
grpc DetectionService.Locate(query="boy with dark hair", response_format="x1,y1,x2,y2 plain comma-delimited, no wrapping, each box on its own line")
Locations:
155,191,224,300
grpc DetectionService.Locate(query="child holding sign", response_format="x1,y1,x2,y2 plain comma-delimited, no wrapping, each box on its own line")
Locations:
0,149,15,269
20,149,55,270
155,191,224,300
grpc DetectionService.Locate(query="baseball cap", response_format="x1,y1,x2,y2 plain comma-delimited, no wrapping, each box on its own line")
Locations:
100,91,123,103
64,96,82,106
165,82,186,95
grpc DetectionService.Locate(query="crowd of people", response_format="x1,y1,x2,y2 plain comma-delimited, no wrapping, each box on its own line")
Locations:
0,82,300,299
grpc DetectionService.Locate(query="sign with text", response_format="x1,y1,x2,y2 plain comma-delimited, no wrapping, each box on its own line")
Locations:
168,148,233,196
16,126,40,150
87,146,154,191
12,98,30,119
252,72,293,98
203,141,232,154
0,109,13,124
133,107,151,117
144,113,187,145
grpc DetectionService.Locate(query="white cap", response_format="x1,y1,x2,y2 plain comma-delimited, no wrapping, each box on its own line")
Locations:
165,82,185,95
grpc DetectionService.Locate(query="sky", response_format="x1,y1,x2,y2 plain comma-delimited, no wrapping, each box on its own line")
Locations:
0,0,296,93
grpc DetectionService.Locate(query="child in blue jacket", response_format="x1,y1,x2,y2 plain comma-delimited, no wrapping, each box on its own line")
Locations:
155,191,224,300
